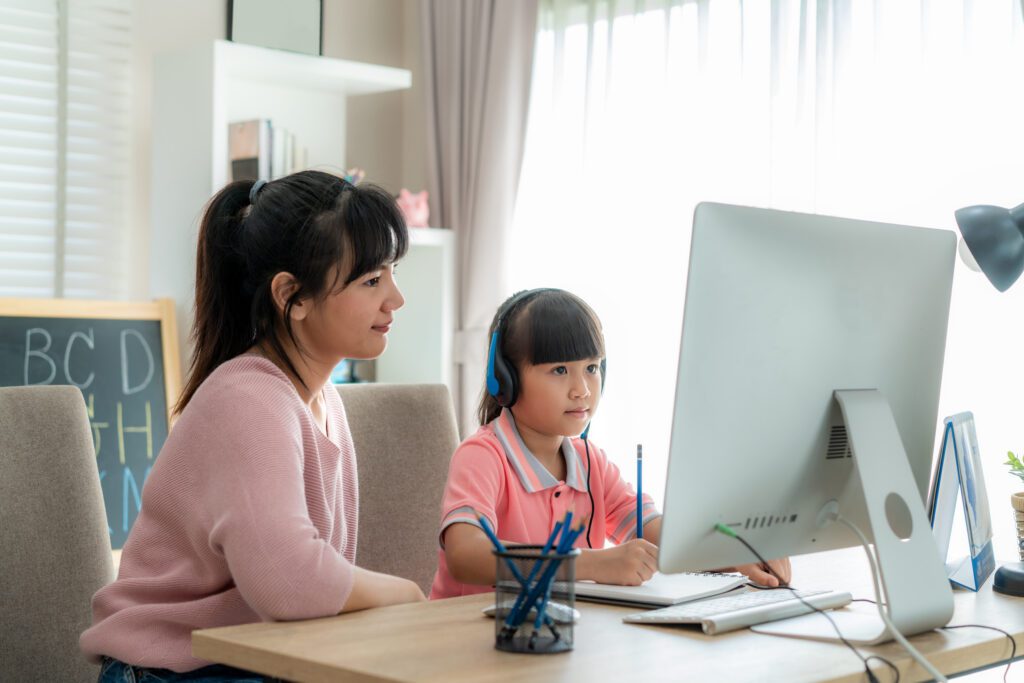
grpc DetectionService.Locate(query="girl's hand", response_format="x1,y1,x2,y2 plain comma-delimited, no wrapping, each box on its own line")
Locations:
734,557,792,587
578,539,659,585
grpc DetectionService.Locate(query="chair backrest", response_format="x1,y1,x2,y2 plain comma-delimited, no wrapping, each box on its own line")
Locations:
0,385,114,683
336,383,459,594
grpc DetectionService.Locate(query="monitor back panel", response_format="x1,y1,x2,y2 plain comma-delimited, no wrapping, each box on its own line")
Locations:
660,202,956,572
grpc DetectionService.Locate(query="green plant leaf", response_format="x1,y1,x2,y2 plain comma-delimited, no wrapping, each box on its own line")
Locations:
1006,451,1024,479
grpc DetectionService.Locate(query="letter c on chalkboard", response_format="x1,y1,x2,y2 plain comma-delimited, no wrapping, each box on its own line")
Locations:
65,329,96,390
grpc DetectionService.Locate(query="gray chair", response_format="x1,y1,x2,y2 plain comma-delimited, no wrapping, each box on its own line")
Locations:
0,385,114,683
337,383,460,595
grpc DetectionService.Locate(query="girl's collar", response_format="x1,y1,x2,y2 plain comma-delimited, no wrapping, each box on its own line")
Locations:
491,409,587,493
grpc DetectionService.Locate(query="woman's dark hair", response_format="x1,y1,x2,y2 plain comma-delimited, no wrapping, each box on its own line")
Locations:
175,170,408,414
477,288,605,426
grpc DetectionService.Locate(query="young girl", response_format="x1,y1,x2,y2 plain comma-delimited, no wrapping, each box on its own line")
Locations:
81,171,425,681
430,288,790,598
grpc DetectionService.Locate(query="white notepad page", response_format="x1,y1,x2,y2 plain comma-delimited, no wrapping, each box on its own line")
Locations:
573,572,748,607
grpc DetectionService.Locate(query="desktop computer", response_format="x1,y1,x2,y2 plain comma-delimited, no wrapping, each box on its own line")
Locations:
658,202,957,643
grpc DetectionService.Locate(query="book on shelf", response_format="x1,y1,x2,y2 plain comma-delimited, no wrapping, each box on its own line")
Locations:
573,571,747,608
229,119,307,182
228,119,271,181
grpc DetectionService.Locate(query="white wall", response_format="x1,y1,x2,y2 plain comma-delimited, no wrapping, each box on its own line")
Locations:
129,0,428,299
129,0,224,299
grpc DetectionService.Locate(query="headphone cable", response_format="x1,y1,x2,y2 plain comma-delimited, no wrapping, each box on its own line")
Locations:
583,434,595,548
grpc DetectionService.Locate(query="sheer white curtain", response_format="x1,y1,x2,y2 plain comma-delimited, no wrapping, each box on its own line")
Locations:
511,0,1024,557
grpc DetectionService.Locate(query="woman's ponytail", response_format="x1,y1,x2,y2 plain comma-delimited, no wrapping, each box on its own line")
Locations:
175,180,256,414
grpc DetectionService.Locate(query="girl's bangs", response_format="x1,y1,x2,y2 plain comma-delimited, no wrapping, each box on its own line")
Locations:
525,296,605,365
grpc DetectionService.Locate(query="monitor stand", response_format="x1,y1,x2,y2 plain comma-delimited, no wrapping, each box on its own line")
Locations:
753,389,954,645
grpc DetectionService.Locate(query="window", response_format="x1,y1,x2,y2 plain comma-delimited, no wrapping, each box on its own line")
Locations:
511,0,1024,553
0,0,133,299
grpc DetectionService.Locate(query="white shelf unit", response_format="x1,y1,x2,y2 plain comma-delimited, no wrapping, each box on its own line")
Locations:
149,41,455,392
375,227,456,391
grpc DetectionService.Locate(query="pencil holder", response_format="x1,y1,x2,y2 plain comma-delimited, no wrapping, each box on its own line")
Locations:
493,544,580,654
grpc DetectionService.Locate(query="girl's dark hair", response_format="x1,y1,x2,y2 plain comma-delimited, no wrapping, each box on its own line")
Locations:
175,170,408,414
477,288,605,426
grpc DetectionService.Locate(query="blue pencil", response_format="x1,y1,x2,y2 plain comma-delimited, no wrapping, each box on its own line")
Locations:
515,520,585,629
636,444,643,540
505,518,566,629
530,519,586,640
476,513,527,586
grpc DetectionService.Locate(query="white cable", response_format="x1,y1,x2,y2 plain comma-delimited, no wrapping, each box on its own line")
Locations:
835,514,948,683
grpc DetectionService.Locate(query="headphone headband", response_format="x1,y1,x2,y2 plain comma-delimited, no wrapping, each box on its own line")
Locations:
486,288,606,410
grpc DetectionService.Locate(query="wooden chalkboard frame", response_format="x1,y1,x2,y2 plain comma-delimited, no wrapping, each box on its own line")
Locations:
0,297,182,424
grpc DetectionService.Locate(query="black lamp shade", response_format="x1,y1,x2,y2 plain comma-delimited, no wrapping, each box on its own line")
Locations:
954,203,1024,292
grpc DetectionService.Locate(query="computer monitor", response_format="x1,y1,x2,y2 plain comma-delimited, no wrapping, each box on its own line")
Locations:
659,202,956,641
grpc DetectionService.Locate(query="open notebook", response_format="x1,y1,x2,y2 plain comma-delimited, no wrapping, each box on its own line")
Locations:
573,572,748,608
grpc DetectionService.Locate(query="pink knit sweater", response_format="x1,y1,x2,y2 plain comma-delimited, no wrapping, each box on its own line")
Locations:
80,355,358,672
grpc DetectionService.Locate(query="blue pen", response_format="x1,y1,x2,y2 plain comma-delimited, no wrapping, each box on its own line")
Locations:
636,444,643,540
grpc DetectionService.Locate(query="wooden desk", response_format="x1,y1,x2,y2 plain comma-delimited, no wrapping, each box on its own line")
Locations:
193,549,1023,682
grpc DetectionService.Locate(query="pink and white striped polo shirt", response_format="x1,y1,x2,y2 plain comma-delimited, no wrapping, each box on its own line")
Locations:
429,408,659,599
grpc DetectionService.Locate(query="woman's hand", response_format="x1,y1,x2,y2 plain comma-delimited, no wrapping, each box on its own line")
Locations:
734,557,792,587
577,539,659,585
341,568,426,613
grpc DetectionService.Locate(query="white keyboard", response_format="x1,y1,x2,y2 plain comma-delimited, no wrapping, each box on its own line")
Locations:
623,588,852,635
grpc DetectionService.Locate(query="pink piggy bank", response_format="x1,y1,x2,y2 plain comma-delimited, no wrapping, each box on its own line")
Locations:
397,189,430,228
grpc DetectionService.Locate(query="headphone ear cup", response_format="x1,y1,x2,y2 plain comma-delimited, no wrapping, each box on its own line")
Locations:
505,360,519,407
491,351,519,407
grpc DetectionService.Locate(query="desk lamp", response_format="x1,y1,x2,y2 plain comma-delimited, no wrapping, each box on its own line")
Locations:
955,200,1024,596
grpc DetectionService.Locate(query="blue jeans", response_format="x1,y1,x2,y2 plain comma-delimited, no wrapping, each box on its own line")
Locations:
97,656,284,682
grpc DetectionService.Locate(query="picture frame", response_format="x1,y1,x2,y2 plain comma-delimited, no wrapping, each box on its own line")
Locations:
227,0,323,57
929,412,996,591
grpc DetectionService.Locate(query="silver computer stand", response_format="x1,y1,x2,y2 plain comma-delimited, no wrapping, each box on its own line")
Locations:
754,389,954,645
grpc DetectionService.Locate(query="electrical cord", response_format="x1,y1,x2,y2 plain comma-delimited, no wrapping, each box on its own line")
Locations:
833,514,948,682
727,517,1017,682
856,597,1017,683
714,523,901,682
940,625,1017,683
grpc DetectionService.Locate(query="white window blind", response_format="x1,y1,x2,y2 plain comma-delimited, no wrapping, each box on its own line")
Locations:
0,0,132,299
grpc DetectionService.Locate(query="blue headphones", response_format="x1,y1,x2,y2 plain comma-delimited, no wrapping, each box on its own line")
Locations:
485,288,606,409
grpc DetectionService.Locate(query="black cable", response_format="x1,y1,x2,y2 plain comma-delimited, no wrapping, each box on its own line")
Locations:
864,656,901,683
856,598,1017,682
722,528,902,682
583,436,595,548
940,624,1017,683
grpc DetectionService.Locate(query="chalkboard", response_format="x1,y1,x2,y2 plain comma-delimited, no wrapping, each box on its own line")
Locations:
0,298,181,549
